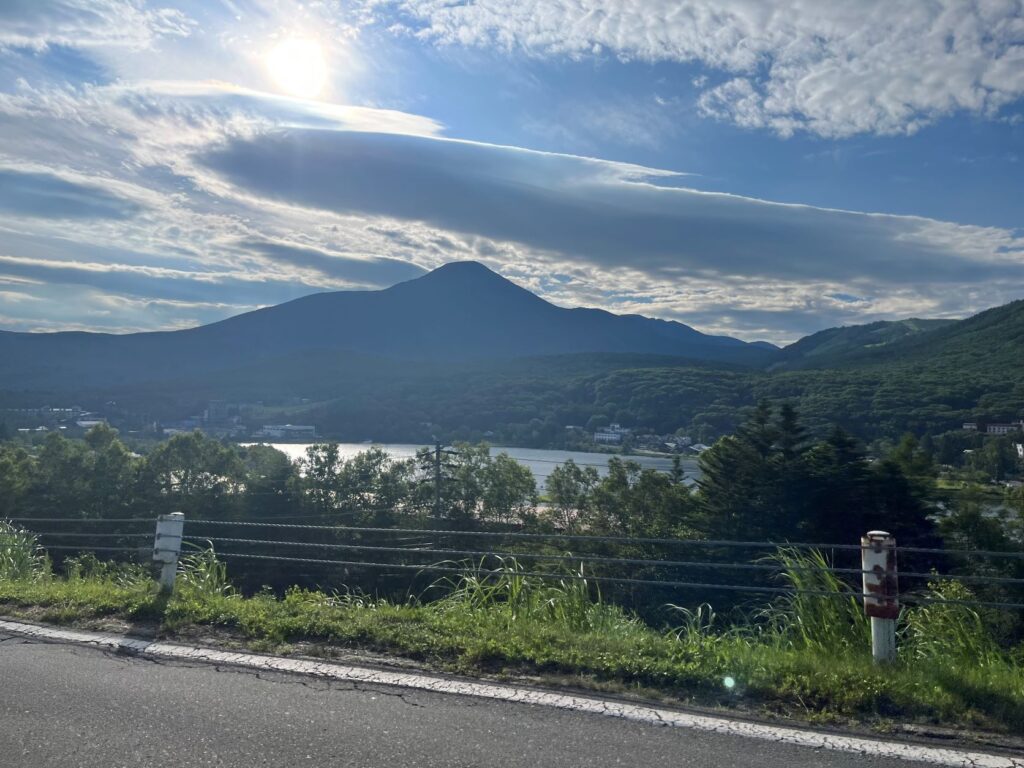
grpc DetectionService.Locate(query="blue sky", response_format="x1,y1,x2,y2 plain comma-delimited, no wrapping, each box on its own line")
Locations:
0,1,1021,344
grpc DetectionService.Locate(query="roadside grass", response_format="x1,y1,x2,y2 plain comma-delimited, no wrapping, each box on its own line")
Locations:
1,530,1022,733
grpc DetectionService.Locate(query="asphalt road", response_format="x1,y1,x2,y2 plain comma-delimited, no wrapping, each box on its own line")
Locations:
0,631,948,767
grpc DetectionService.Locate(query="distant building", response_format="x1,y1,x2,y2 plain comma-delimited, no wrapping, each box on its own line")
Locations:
689,443,711,454
962,422,978,431
162,418,201,435
594,423,632,445
259,424,317,440
986,422,1023,435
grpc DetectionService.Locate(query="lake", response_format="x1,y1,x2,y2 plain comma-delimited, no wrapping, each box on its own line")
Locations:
244,442,702,491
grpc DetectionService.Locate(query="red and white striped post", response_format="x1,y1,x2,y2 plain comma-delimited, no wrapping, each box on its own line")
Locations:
861,530,899,663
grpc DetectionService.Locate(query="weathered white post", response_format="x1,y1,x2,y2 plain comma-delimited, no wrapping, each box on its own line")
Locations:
861,530,898,664
153,512,184,593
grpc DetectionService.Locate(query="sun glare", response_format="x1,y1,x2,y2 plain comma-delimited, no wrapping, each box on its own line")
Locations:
266,38,328,99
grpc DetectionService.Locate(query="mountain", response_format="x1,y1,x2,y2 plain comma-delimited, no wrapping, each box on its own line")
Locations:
774,318,955,370
0,261,777,392
776,299,1024,376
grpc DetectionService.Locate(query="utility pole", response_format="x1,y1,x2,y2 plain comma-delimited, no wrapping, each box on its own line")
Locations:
426,437,457,519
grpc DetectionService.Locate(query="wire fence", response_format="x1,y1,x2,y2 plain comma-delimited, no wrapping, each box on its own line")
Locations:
4,514,1024,611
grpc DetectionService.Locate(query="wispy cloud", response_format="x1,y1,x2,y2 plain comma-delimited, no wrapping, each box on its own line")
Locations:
0,0,194,52
0,166,143,219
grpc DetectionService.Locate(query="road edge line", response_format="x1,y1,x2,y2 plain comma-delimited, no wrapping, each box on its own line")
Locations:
1,617,1021,768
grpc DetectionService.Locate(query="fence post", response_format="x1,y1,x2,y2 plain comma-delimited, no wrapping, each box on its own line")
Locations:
153,512,185,593
861,530,898,664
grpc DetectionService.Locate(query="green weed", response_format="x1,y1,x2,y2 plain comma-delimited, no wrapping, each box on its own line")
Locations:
0,520,50,581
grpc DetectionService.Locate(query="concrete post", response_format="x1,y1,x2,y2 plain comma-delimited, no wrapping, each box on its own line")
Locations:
861,530,898,664
153,512,185,593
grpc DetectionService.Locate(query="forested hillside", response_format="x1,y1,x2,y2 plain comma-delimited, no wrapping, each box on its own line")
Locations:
2,272,1023,445
772,318,953,369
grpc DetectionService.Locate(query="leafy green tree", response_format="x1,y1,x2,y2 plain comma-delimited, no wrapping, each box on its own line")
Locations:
444,443,491,524
0,443,33,519
299,442,343,516
589,458,696,537
967,438,1019,482
30,432,92,518
481,453,537,525
545,459,599,532
82,425,138,518
139,431,245,517
336,447,415,525
240,444,300,519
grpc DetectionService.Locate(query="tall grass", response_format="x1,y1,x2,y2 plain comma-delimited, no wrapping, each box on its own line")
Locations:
178,542,235,597
0,520,49,581
902,579,1005,666
758,547,869,655
432,556,641,636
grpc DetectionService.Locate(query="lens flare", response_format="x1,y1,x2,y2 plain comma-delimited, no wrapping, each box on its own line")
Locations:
723,676,736,690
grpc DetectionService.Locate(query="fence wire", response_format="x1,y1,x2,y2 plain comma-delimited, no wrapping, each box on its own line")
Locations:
4,516,1024,610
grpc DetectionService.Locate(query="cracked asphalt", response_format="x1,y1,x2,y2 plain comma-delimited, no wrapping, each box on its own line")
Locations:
0,631,944,767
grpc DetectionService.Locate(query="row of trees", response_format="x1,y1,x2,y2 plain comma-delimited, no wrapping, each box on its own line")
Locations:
0,408,942,546
0,426,539,527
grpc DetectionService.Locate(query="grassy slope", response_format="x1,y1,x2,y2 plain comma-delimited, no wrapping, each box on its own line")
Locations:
1,567,1022,735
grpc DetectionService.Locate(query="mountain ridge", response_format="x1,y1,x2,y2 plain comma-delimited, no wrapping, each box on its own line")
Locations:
0,260,777,391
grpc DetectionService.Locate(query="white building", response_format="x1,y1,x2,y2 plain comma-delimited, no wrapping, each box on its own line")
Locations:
260,424,317,439
594,423,632,444
986,422,1023,435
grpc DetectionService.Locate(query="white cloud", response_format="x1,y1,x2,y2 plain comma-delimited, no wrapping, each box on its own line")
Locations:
391,0,1024,137
0,0,194,52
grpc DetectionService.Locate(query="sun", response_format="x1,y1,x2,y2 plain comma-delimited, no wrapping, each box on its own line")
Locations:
266,38,328,99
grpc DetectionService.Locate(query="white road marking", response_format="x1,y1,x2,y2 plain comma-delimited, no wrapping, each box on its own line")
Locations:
1,618,1021,767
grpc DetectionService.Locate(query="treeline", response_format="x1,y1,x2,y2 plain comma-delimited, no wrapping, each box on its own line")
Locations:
1,409,1021,621
0,413,936,544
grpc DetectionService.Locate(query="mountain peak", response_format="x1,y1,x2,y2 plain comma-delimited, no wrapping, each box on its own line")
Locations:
389,260,539,305
411,260,510,286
